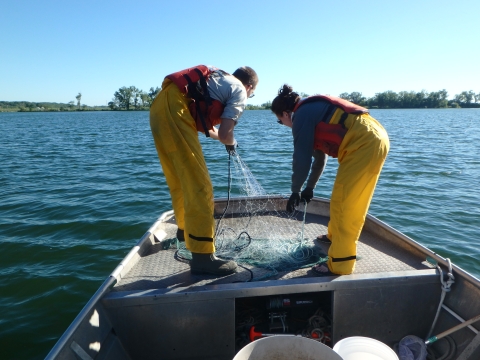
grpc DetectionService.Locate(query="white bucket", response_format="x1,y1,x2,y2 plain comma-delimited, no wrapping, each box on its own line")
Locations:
333,336,399,360
233,335,343,360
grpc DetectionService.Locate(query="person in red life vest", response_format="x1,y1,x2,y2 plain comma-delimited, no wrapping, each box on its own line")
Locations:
150,65,258,276
271,84,389,276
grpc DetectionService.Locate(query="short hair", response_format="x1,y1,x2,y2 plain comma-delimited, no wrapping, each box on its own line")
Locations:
232,66,259,88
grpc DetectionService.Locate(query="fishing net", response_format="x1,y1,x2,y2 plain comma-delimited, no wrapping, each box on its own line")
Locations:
176,153,325,281
397,335,427,360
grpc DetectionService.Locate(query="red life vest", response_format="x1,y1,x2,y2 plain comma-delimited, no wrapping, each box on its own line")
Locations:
166,65,225,136
293,95,369,158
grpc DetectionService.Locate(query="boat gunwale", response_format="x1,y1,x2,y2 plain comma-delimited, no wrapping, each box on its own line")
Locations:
101,268,440,308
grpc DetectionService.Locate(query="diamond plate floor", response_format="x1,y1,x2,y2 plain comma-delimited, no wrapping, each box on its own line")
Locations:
113,211,431,293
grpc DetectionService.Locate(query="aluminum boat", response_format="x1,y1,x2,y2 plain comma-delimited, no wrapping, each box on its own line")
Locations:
46,196,480,360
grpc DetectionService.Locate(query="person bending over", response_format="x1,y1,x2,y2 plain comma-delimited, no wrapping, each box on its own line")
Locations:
271,84,389,276
150,65,258,276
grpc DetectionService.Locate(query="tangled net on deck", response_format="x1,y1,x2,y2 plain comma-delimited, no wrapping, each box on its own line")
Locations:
176,154,325,280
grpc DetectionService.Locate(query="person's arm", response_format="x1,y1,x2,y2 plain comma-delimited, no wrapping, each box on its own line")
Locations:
291,116,315,193
306,150,327,189
209,126,219,140
217,118,236,145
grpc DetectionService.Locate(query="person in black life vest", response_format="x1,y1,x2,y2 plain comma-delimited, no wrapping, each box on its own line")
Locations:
271,84,389,276
150,65,258,276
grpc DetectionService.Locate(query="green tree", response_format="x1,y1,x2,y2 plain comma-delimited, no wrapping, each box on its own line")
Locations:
415,90,428,108
113,86,134,110
455,90,478,107
75,93,82,109
129,86,141,110
339,92,366,105
148,87,161,104
371,91,398,108
349,92,366,105
464,90,475,105
397,91,415,108
107,101,118,110
467,90,475,104
140,92,149,108
261,101,271,109
437,89,449,108
426,90,448,108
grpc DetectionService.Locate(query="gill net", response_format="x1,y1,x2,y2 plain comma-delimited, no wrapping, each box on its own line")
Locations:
176,153,325,281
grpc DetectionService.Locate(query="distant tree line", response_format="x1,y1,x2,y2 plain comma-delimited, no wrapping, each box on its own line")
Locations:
2,89,479,112
247,90,480,110
0,100,108,112
246,92,310,110
339,90,480,109
246,101,271,110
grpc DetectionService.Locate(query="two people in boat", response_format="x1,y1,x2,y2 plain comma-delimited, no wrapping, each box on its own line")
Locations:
150,65,258,276
150,66,389,277
271,85,390,276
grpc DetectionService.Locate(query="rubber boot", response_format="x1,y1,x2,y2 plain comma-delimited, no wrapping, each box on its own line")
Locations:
176,228,185,242
190,253,237,275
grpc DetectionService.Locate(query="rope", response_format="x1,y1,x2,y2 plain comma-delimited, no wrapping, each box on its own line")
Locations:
426,258,455,340
214,152,233,238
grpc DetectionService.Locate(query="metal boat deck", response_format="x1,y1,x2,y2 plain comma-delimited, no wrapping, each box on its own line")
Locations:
112,208,432,292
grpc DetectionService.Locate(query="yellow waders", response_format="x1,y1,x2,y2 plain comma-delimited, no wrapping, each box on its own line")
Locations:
326,113,390,274
150,79,215,254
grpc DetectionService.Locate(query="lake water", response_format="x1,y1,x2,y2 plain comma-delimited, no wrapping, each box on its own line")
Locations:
1,109,479,359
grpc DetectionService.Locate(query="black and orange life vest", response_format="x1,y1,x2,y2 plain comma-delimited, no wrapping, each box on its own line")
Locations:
166,65,225,137
293,95,368,158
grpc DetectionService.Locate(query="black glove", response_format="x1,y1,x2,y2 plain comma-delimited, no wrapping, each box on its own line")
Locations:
225,140,238,155
286,192,300,212
300,187,314,203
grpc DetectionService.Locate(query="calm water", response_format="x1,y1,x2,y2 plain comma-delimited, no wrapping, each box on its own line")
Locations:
1,109,479,359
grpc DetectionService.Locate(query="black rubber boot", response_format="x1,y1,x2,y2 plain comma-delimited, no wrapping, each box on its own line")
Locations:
190,253,237,275
176,228,185,242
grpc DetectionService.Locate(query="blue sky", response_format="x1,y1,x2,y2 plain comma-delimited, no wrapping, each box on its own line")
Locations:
1,0,479,106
